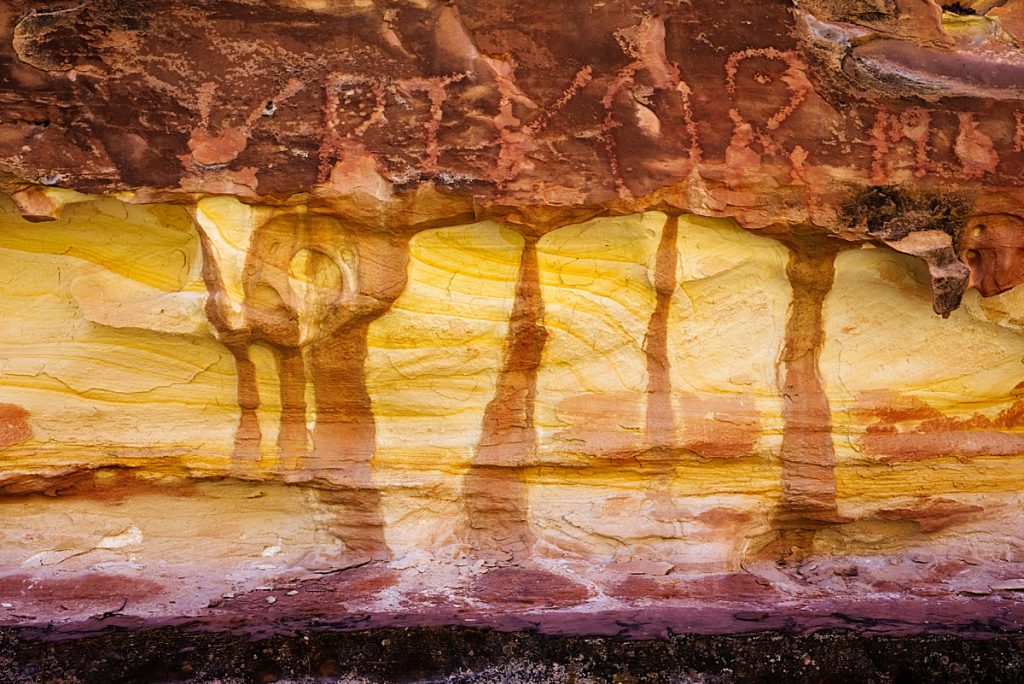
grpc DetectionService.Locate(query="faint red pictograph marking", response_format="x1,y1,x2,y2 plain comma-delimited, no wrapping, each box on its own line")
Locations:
491,65,595,186
189,79,305,168
528,66,594,137
901,108,932,179
724,47,809,159
317,73,464,181
954,112,999,179
867,107,932,183
400,74,466,171
318,74,388,182
0,403,32,449
599,16,702,197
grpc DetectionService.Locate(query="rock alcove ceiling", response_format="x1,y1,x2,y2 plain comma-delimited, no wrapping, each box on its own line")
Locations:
3,0,1024,678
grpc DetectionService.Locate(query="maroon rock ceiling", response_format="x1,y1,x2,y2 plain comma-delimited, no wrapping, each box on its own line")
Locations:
4,0,1024,313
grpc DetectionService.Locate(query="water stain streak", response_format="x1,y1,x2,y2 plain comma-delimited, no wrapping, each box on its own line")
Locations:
645,214,679,451
463,231,546,559
777,238,843,520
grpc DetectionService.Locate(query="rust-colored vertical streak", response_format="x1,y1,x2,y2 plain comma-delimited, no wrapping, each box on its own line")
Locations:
193,225,235,335
778,240,840,519
464,233,547,559
645,214,679,450
309,323,373,467
192,218,262,470
305,233,410,562
276,346,307,467
309,322,387,558
227,342,262,468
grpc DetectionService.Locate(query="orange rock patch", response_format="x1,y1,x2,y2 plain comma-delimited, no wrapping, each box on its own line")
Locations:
0,404,31,449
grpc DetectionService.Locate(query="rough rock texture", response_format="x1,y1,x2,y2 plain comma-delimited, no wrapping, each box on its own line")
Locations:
3,0,1024,663
6,628,1024,683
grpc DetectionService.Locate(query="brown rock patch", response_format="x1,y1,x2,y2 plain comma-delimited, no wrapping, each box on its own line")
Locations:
471,568,590,607
215,567,398,619
0,469,197,500
855,391,1024,461
679,394,760,459
301,566,398,604
608,572,778,602
554,393,645,456
0,573,163,612
875,497,985,533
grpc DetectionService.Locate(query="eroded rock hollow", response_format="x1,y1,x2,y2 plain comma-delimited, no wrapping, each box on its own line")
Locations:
3,0,1024,660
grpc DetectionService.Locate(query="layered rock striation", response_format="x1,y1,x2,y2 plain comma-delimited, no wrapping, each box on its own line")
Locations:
1,0,1024,639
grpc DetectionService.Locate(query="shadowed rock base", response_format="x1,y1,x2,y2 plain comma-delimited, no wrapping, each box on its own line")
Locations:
2,627,1023,683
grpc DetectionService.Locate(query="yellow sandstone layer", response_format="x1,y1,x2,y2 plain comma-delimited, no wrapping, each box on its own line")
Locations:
1,194,1022,590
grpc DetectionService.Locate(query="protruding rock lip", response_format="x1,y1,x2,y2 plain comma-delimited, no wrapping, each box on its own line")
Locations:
854,40,1024,98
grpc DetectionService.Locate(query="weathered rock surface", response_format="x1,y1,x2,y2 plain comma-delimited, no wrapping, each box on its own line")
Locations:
2,0,1024,655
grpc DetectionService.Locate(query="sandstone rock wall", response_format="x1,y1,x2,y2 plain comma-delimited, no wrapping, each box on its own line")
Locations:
2,195,1024,632
1,0,1024,637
